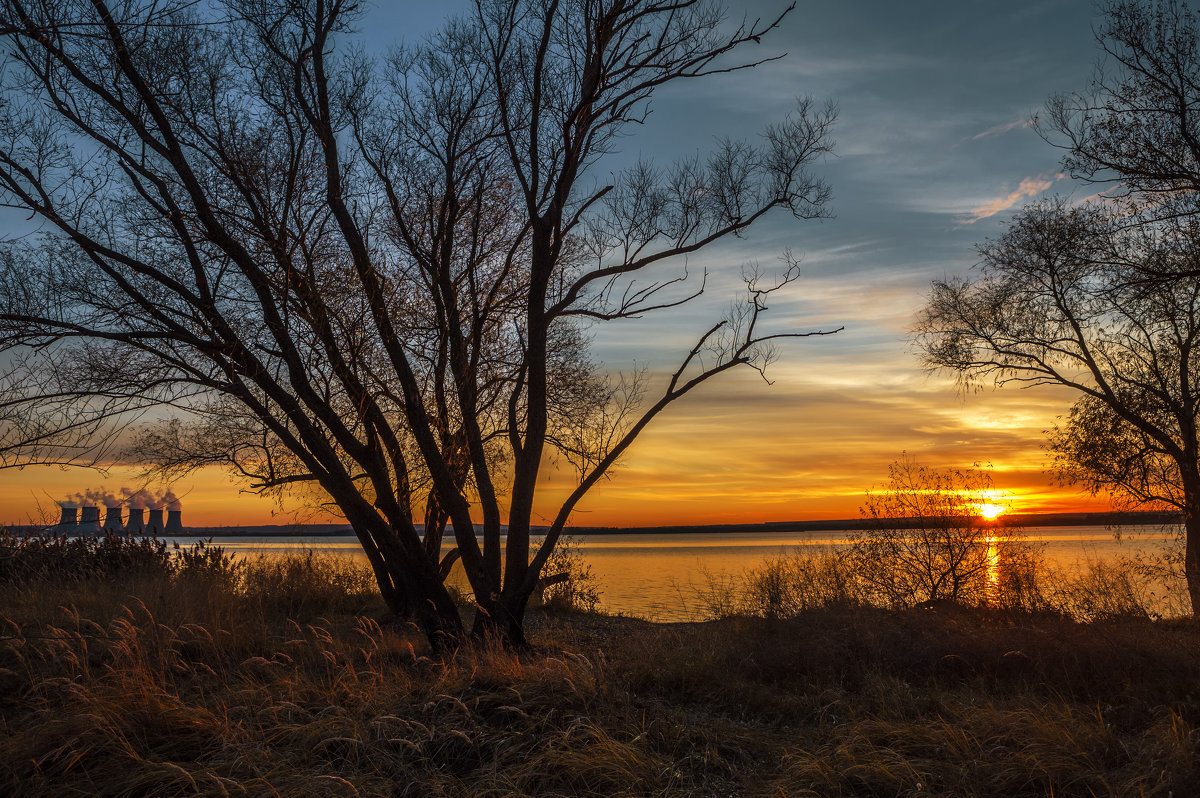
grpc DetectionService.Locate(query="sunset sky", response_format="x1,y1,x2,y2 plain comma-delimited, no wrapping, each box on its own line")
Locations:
0,0,1117,527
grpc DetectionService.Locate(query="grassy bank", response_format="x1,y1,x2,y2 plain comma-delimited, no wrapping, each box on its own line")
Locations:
1,536,1197,796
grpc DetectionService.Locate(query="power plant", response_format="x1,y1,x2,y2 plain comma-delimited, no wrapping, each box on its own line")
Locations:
58,506,78,527
78,506,101,534
146,508,165,535
103,506,122,533
124,507,145,534
51,494,184,536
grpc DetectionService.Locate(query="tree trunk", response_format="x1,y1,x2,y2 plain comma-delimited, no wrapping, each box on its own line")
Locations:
470,593,530,649
1185,510,1200,619
423,495,447,563
396,559,465,653
350,513,467,652
1180,469,1200,619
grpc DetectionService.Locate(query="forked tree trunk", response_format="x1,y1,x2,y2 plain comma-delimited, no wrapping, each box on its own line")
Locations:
388,559,465,652
470,592,531,649
468,604,525,648
349,516,467,651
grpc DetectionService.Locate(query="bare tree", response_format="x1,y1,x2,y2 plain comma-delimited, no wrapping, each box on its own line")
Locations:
917,200,1200,615
929,0,1200,617
1039,0,1200,283
0,0,838,648
1041,0,1200,212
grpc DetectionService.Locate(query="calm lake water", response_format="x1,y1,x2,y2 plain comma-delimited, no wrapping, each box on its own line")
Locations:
171,525,1184,621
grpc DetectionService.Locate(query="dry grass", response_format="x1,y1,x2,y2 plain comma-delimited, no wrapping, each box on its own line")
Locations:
0,536,1197,796
610,610,1200,797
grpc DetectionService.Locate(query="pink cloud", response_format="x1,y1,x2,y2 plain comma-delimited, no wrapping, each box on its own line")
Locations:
972,118,1034,140
960,173,1064,224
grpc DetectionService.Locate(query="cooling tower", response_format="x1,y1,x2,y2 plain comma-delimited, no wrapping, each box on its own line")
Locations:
146,508,165,535
57,506,78,528
164,509,182,535
78,506,101,534
124,507,145,534
102,506,123,533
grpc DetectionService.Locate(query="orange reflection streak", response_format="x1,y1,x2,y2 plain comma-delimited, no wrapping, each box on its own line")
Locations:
985,534,1000,605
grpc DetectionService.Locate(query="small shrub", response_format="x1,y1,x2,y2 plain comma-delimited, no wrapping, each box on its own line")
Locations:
694,567,743,619
537,536,601,613
741,549,863,619
849,456,1043,609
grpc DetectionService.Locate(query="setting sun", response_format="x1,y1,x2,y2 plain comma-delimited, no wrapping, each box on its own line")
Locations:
978,503,1005,520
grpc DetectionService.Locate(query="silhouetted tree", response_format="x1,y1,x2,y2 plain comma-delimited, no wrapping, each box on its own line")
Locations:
1039,0,1200,282
0,0,837,648
934,0,1200,616
917,200,1200,615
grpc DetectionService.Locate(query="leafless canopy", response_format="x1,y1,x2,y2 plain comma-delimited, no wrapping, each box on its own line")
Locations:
0,0,837,646
1039,0,1200,238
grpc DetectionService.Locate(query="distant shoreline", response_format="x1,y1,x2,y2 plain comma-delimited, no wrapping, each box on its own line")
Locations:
66,509,1177,537
566,510,1183,536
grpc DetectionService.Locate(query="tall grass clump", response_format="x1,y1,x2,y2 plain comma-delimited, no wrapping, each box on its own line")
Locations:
0,528,175,584
0,531,380,628
238,549,378,617
1044,553,1195,622
704,549,863,619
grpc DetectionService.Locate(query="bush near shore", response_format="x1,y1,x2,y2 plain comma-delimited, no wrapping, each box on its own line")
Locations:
0,533,1197,797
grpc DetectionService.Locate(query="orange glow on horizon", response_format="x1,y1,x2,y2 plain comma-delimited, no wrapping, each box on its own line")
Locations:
0,372,1118,528
0,459,1113,528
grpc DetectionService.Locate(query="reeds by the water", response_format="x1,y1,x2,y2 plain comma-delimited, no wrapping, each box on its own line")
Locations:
1,533,1197,796
697,544,1192,622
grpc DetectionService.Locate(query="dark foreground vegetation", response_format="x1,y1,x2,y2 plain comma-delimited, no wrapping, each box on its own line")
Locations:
1,535,1198,797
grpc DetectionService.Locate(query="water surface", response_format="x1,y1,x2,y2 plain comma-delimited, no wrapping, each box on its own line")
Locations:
171,524,1183,621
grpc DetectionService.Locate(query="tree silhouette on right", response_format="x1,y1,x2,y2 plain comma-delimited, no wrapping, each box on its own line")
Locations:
917,200,1200,617
920,1,1200,618
1041,1,1200,219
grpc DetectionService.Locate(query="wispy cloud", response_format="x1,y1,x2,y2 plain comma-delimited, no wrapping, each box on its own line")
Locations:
959,173,1064,224
971,118,1034,140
